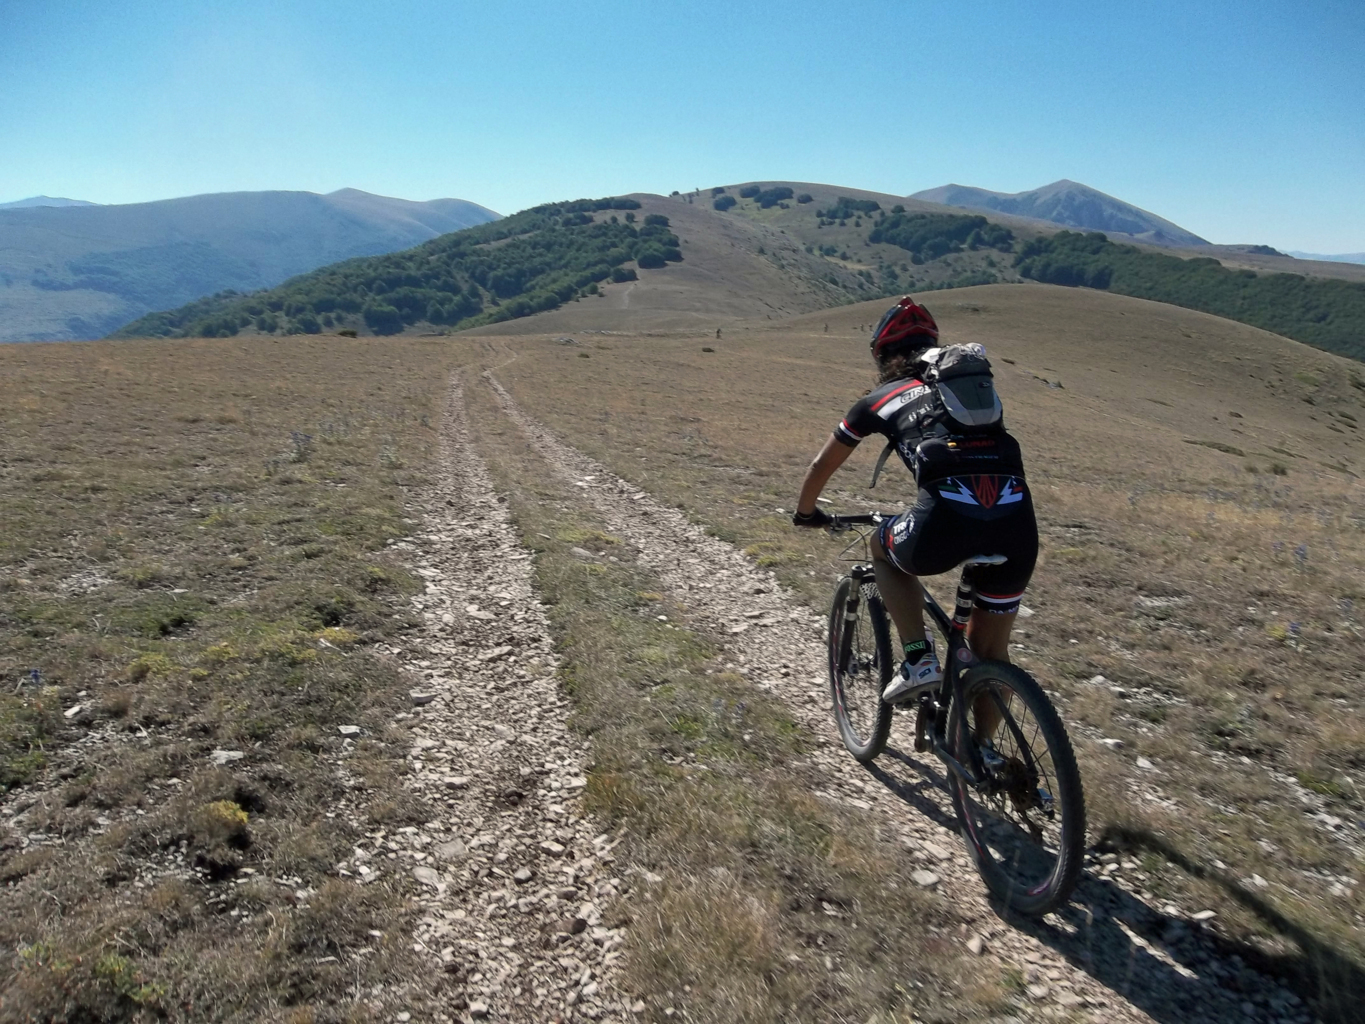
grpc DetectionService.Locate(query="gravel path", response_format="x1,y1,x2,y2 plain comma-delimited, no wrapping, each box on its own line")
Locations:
482,370,1320,1024
363,374,637,1023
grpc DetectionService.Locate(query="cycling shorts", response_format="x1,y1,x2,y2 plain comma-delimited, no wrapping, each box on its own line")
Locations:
877,474,1038,614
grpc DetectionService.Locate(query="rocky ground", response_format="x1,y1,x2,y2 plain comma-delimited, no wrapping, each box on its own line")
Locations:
474,370,1322,1024
374,375,639,1023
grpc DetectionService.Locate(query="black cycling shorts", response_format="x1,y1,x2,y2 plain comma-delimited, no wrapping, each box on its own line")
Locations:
877,474,1038,614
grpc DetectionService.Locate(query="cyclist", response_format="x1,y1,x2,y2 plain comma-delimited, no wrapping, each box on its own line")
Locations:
792,297,1038,707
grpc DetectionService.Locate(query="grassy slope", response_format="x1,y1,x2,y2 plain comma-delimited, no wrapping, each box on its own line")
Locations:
489,284,1365,1018
0,336,464,1021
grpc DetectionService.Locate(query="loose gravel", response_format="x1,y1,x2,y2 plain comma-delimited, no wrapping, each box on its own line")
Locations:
368,374,636,1023
483,370,1323,1024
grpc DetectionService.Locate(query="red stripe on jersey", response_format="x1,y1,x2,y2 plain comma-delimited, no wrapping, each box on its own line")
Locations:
838,419,863,439
977,590,1025,601
870,380,923,412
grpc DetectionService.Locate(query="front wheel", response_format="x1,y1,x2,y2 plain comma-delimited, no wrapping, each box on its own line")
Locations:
948,661,1085,916
827,575,893,762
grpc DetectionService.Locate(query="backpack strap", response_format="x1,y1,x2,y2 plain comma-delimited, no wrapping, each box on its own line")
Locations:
869,441,896,489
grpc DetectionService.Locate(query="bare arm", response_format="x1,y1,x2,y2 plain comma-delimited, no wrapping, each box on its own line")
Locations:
796,434,855,514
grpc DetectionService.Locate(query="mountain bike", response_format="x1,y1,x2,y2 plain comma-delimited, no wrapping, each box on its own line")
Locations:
825,512,1085,916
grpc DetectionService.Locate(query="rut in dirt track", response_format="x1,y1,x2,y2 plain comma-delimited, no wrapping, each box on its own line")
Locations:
481,369,1323,1024
351,373,637,1023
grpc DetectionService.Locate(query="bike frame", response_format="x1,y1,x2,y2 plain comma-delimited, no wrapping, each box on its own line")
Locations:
832,514,992,788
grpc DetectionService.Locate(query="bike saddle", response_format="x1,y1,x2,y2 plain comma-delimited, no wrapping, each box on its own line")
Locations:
961,554,1008,567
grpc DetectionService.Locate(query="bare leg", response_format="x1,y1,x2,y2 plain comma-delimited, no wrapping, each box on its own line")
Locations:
967,607,1018,742
869,530,924,647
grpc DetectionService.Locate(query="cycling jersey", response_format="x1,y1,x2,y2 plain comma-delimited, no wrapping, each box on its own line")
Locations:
834,375,1025,484
835,373,1036,612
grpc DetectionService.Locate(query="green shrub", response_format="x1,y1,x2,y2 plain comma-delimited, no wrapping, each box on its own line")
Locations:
818,197,881,220
796,193,813,204
362,304,403,336
739,185,761,199
643,214,670,227
713,195,737,212
755,187,794,209
869,212,1013,260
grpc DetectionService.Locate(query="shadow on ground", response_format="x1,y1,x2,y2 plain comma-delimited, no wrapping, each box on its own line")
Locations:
864,745,1354,1024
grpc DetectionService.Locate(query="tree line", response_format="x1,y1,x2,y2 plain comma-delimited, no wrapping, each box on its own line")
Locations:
110,199,683,339
1016,232,1365,361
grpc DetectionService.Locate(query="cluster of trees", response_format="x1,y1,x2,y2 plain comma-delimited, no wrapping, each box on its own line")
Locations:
1015,232,1365,360
111,198,688,339
713,185,797,210
754,186,793,209
868,212,1015,263
817,197,881,222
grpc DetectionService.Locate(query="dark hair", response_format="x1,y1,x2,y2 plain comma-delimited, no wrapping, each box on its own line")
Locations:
875,347,928,384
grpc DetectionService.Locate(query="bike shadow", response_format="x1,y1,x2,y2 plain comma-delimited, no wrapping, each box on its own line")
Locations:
865,745,1337,1024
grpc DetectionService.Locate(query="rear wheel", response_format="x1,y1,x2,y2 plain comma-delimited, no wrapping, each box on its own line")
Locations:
828,575,893,762
948,661,1085,916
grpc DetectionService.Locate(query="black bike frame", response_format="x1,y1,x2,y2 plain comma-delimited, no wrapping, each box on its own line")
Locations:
831,513,989,788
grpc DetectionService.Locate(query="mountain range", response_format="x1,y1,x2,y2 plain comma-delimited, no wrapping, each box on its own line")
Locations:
0,196,100,210
0,188,499,341
909,179,1209,248
1288,251,1365,265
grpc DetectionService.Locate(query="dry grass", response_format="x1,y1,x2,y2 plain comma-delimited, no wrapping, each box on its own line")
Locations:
465,377,1002,1023
0,335,464,1022
487,284,1365,1020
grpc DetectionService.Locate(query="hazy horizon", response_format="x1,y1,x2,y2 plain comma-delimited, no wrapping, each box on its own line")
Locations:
3,1,1361,252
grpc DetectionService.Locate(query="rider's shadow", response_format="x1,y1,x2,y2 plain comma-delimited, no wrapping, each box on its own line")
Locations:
865,746,1339,1024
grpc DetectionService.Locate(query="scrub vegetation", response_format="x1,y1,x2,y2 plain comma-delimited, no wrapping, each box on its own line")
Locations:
111,198,680,340
1017,231,1365,361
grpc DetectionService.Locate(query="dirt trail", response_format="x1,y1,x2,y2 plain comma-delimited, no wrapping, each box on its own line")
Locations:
481,370,1321,1024
367,374,635,1023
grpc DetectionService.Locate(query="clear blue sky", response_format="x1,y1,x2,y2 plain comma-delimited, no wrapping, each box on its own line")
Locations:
3,0,1361,251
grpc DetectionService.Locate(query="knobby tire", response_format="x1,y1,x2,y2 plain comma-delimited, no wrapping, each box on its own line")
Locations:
827,576,893,762
947,660,1086,916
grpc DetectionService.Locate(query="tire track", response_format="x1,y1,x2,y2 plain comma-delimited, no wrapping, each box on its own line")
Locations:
481,369,1321,1024
360,373,635,1023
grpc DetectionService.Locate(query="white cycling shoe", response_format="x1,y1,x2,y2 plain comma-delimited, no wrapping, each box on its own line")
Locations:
882,649,943,704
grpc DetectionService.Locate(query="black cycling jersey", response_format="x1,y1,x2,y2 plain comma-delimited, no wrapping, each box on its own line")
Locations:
834,374,1025,485
835,373,1036,612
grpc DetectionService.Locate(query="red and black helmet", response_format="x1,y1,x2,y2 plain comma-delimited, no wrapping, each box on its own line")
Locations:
870,296,938,359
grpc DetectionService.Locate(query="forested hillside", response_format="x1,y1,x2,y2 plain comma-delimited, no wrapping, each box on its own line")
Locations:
1016,232,1365,361
112,198,680,338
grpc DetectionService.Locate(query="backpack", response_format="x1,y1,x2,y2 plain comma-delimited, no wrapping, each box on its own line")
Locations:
920,344,1003,431
870,344,1007,488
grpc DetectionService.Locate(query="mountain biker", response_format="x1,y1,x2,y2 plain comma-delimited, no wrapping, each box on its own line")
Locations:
792,296,1038,708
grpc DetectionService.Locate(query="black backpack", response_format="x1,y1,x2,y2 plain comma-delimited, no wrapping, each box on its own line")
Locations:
870,344,1007,487
922,344,1003,431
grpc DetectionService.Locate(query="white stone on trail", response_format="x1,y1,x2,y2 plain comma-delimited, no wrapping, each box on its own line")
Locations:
481,370,1290,1024
336,726,361,737
375,374,629,1022
210,749,245,765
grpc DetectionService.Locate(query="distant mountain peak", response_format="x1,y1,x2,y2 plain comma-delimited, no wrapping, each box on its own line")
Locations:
909,180,1207,248
0,195,99,210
